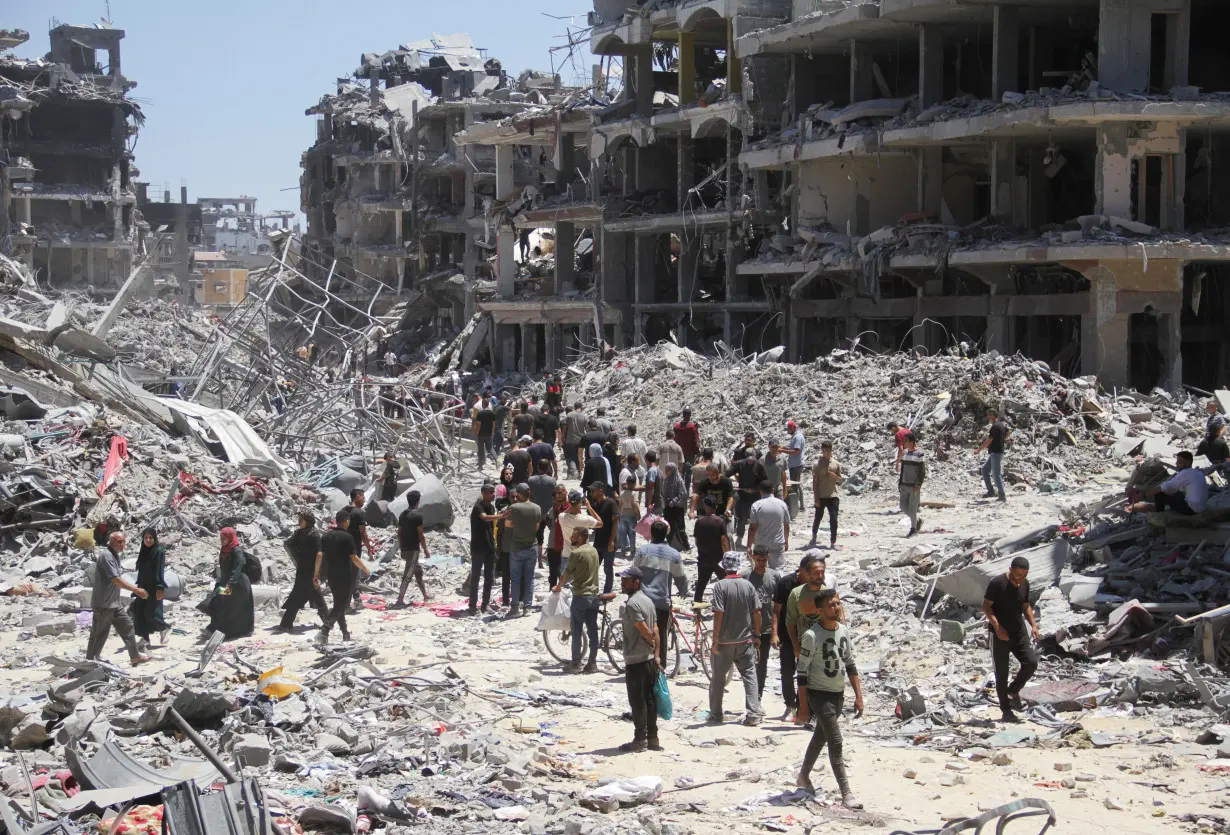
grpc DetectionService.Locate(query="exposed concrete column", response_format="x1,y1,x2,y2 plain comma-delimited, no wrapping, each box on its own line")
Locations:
634,234,655,306
495,144,515,201
1159,310,1182,392
918,25,945,108
784,301,798,363
911,290,927,350
917,147,943,215
1164,2,1191,90
679,31,698,105
520,324,536,373
990,139,1015,220
18,197,31,224
557,132,576,188
555,220,576,294
111,162,123,242
1095,126,1133,218
727,20,743,94
677,134,695,212
723,311,735,347
992,6,1020,100
1097,0,1151,92
545,324,559,369
497,228,516,298
496,323,517,373
678,235,698,303
986,292,1008,354
849,40,873,104
632,46,654,116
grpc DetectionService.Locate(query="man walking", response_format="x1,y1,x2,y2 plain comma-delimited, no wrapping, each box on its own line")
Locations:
315,510,369,645
786,550,833,657
619,566,662,752
620,424,648,465
772,555,808,718
505,484,543,618
742,545,780,700
395,490,430,607
673,408,701,482
657,429,685,474
899,432,925,537
692,497,729,602
708,553,763,726
762,440,788,498
691,463,733,520
563,402,588,478
555,527,602,673
784,420,806,498
527,429,558,479
747,479,790,569
467,484,500,614
796,588,863,809
632,519,688,668
558,489,602,581
728,449,766,546
982,556,1040,723
471,395,496,469
375,451,400,503
86,532,151,666
589,483,619,594
347,489,372,608
810,441,843,549
978,409,1009,502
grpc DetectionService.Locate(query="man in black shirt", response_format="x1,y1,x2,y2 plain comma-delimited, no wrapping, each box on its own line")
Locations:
982,556,1040,723
503,437,533,485
581,421,607,460
376,452,400,503
692,497,730,602
977,409,1010,502
468,484,500,614
472,396,497,470
315,510,369,644
1198,421,1230,465
492,399,511,458
512,404,536,445
527,429,558,479
690,463,733,519
395,490,430,607
589,483,620,593
348,489,371,609
727,449,767,546
536,407,561,451
772,553,809,717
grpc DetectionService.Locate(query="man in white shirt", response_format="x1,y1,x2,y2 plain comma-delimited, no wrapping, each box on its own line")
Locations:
1131,451,1207,515
558,489,602,572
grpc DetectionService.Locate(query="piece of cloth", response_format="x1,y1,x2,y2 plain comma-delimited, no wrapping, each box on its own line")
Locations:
992,631,1040,711
710,643,762,721
798,621,857,693
660,466,688,509
812,458,842,499
507,502,542,551
92,547,125,610
570,594,600,665
620,590,657,665
469,550,497,610
509,547,537,611
99,435,129,496
1159,467,1209,513
581,453,613,493
984,574,1031,636
813,497,839,545
632,542,688,611
86,607,141,661
625,659,659,741
749,495,790,550
741,567,780,635
800,689,850,795
711,576,759,645
982,452,1005,498
562,543,600,598
129,530,168,639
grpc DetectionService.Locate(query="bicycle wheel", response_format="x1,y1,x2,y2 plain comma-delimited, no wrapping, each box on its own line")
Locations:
661,624,680,678
697,629,713,680
543,627,583,664
603,615,625,673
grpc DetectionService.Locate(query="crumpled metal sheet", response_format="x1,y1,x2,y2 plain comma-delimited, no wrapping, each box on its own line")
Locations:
161,778,274,835
66,741,218,791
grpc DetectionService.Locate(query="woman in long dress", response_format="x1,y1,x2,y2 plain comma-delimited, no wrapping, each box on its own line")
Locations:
207,527,254,639
129,528,168,648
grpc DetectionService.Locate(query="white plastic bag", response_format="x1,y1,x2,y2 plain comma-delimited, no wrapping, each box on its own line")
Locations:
536,588,572,632
584,776,663,810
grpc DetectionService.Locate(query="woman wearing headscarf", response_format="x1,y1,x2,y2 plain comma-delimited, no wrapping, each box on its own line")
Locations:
207,527,254,640
661,462,691,552
496,465,515,608
581,443,613,493
129,528,168,649
276,511,327,632
603,432,622,497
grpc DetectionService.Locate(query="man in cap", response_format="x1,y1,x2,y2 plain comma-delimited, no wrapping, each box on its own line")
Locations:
619,565,662,752
558,488,602,580
708,552,764,726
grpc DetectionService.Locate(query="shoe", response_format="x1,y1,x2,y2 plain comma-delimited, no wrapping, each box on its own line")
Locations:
780,706,796,721
619,739,647,753
997,495,1007,503
582,662,599,674
705,713,723,724
466,606,478,616
1006,690,1025,710
647,738,663,751
743,715,763,727
561,662,581,673
268,626,289,635
131,655,152,667
983,490,996,498
340,632,352,643
795,773,815,793
906,528,917,538
1000,709,1021,723
504,607,520,619
315,630,329,645
159,629,169,645
842,792,864,810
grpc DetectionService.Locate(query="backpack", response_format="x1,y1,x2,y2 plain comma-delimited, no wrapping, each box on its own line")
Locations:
242,550,263,584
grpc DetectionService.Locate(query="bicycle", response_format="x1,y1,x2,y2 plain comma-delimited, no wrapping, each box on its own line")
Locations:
666,601,739,684
542,593,625,672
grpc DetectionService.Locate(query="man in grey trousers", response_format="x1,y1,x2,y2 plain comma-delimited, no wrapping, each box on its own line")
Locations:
707,552,764,726
87,532,151,666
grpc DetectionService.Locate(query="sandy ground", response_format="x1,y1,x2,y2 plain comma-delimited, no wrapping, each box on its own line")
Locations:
10,473,1229,834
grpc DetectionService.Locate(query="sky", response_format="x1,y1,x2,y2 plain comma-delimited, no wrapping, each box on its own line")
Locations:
7,0,594,222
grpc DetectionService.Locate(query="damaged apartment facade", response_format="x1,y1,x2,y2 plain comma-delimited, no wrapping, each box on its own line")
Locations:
300,34,571,338
1,24,142,290
303,2,1230,392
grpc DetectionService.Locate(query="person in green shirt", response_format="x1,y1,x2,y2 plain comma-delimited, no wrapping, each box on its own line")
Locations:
554,527,601,672
786,550,836,655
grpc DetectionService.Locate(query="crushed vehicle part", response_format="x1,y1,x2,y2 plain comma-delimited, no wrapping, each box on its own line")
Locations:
161,777,274,835
66,741,219,791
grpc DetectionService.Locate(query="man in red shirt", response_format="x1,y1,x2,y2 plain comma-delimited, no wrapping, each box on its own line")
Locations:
674,407,701,485
889,421,911,471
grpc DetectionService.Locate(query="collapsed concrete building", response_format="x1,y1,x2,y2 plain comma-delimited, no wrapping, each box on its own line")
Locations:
299,33,576,341
0,24,143,291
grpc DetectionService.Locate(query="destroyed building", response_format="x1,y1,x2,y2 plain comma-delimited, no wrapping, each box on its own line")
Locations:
299,33,574,340
0,24,143,291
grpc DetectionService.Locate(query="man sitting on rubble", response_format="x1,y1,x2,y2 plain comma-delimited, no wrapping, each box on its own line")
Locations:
1129,450,1208,516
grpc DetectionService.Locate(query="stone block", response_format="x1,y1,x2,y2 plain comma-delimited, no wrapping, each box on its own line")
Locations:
234,733,272,768
35,616,76,637
939,620,965,643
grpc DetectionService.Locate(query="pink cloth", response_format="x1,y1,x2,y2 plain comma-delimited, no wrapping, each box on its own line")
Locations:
98,436,128,495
